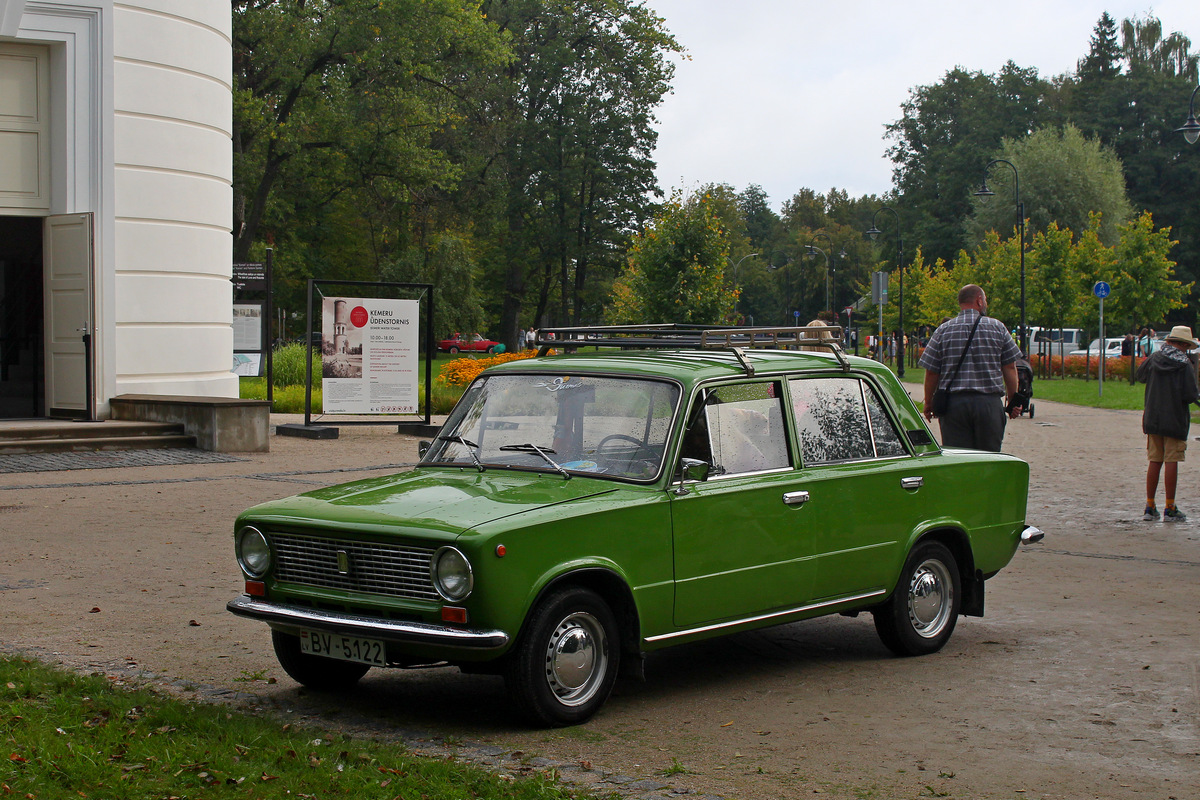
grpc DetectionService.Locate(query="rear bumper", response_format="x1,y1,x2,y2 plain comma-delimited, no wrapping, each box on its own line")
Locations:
226,595,510,652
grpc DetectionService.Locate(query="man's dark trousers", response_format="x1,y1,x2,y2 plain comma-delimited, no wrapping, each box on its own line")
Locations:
939,391,1006,452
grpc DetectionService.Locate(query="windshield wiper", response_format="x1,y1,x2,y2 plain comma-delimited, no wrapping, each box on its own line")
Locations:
436,434,485,472
499,443,570,479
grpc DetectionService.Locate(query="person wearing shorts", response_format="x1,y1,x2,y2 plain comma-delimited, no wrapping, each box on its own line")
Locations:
1136,325,1200,521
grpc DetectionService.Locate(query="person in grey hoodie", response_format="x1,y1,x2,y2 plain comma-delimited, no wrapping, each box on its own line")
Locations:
1136,325,1200,521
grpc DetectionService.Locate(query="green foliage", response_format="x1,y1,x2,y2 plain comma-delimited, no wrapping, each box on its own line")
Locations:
885,62,1054,265
912,213,1188,335
0,656,581,800
232,0,510,312
967,125,1133,248
482,0,683,346
608,190,736,324
270,343,322,389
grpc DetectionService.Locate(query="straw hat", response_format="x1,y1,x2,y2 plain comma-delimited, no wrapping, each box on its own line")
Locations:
1163,325,1199,349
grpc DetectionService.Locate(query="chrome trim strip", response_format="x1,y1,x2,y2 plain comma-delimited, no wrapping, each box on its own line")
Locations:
226,595,509,650
1020,525,1044,544
644,589,886,643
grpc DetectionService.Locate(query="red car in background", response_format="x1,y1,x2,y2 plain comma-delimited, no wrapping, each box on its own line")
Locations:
438,333,500,354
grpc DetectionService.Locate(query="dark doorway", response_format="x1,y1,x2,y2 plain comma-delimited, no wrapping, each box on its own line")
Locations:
0,217,44,418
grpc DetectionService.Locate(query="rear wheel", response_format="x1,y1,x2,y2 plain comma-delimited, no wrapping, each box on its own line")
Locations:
873,541,961,657
486,346,495,354
271,630,371,690
449,346,460,354
505,587,619,727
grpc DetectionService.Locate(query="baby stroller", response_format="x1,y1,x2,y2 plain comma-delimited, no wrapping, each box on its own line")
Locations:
1005,356,1034,418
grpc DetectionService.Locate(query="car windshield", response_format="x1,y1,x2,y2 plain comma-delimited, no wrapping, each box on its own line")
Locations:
423,374,681,481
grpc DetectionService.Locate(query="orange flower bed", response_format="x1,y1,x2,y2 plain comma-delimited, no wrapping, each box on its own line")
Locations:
437,350,544,387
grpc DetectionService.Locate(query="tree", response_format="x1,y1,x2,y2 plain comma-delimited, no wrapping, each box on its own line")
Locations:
1121,16,1198,80
966,124,1133,248
231,0,509,315
1061,14,1200,296
607,191,735,325
885,62,1055,265
480,0,682,348
1077,12,1122,82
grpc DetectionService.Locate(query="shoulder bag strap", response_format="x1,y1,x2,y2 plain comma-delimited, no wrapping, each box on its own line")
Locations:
941,314,984,392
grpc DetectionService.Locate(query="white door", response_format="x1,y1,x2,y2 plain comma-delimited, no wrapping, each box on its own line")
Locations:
43,213,94,417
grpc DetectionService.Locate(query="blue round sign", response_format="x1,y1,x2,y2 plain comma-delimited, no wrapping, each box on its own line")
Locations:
793,310,801,320
1094,281,1111,298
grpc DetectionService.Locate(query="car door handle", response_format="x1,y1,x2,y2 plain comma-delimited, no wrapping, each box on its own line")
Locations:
901,476,923,490
783,491,810,506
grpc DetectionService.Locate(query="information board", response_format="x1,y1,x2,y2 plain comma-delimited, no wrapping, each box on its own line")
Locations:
320,297,419,414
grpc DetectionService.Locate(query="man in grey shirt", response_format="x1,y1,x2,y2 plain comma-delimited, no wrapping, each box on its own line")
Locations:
919,284,1021,451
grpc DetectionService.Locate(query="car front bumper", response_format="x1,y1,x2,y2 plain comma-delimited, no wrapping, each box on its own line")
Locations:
226,595,510,652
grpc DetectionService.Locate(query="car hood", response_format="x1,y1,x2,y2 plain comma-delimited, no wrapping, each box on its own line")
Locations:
238,467,620,538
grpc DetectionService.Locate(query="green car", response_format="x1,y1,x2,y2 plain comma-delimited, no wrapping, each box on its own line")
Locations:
228,326,1041,726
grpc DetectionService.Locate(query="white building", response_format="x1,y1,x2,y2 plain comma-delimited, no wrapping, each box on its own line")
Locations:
0,0,235,420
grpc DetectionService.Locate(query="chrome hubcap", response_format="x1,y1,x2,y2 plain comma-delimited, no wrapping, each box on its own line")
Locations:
544,611,607,706
908,558,953,638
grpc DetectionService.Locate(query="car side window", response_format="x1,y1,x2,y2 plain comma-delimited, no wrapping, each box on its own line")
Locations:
687,382,791,475
789,377,907,464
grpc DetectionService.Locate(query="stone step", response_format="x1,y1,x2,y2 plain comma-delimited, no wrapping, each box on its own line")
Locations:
0,421,196,454
0,433,197,455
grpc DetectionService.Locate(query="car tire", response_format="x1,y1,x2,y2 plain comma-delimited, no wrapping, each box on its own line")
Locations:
448,346,459,354
505,587,620,727
873,541,961,657
486,346,495,354
271,630,371,690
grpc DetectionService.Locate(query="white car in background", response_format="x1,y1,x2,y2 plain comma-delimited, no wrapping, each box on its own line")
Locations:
1068,337,1125,359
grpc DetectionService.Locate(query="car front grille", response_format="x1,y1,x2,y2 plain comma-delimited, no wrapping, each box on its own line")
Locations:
271,531,440,602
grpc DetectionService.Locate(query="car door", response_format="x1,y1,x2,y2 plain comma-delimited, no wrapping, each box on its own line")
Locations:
787,375,923,602
668,379,815,628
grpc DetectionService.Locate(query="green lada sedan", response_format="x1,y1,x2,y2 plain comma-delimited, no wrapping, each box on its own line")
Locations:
228,326,1041,726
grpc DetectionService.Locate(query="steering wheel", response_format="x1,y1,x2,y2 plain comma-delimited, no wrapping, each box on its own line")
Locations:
595,433,654,476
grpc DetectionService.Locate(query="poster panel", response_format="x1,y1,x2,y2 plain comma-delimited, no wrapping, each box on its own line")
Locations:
233,303,263,350
321,297,419,414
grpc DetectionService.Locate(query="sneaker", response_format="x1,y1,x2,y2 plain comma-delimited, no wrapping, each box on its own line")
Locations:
1163,506,1187,522
1143,505,1160,521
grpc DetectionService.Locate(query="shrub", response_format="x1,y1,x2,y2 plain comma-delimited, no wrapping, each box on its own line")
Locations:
1030,354,1144,379
272,343,322,388
437,350,543,387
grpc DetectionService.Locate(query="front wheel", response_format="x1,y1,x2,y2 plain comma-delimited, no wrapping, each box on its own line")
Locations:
873,541,961,657
272,630,371,690
505,587,620,727
448,346,460,354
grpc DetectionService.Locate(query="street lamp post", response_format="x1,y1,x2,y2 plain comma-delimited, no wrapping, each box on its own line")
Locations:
1177,84,1200,144
866,207,904,377
975,159,1026,354
806,232,839,316
727,252,760,325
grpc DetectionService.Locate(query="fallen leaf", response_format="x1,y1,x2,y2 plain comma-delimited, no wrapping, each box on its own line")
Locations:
720,721,733,727
90,608,101,613
189,620,201,627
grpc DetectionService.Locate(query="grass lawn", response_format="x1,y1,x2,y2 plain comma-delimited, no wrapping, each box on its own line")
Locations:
892,361,1148,412
1,655,583,800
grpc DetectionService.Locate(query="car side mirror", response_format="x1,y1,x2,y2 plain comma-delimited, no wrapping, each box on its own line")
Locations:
680,458,710,482
672,458,710,495
418,441,432,458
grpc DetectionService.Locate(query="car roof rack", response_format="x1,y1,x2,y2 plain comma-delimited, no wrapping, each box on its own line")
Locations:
533,324,850,377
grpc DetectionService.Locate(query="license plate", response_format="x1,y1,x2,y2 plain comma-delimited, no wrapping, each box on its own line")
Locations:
299,629,386,666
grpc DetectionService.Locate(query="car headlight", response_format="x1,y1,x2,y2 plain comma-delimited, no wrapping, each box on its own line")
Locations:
432,547,473,601
236,526,272,578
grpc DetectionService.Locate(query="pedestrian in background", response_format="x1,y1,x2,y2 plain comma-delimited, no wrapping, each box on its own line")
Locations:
1136,325,1200,522
919,284,1021,452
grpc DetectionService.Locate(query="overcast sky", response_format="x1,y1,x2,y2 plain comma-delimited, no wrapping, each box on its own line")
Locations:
647,1,1200,210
